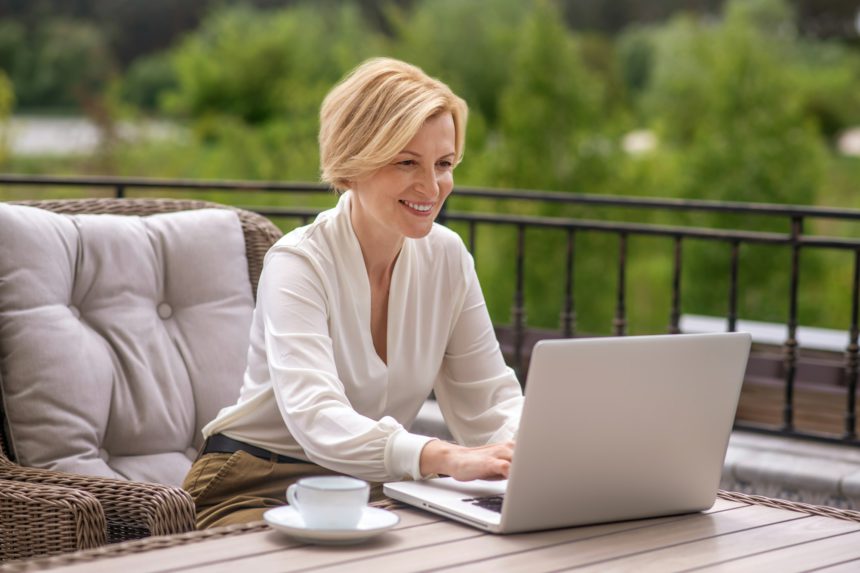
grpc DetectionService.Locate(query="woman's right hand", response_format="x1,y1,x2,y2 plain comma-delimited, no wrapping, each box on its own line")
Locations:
419,439,515,481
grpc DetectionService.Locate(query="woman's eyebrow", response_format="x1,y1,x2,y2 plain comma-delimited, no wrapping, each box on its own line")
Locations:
398,150,456,158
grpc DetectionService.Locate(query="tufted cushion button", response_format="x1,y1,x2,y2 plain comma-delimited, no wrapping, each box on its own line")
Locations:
157,302,173,319
68,305,80,319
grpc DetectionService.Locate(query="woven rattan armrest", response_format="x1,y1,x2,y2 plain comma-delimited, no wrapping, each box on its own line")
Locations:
0,478,106,562
0,461,195,544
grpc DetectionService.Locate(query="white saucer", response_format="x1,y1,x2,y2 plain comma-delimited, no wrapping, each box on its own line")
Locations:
263,505,400,545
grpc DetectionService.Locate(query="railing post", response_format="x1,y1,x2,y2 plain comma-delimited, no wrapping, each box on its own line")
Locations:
115,185,125,199
668,236,682,334
728,240,740,332
512,225,526,376
782,216,803,433
437,200,448,226
613,233,628,337
560,228,576,338
845,248,860,440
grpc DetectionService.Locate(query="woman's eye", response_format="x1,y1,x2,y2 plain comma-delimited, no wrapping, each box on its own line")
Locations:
437,160,453,170
397,159,417,167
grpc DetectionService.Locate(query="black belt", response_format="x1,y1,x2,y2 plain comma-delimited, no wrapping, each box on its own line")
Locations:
202,433,310,464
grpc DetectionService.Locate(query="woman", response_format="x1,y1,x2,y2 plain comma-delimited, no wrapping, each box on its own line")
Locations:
183,57,524,528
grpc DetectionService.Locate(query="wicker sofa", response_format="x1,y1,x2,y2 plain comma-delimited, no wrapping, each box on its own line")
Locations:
0,198,282,561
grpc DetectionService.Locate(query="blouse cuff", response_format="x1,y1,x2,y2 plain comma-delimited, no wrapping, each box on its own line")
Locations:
387,429,436,480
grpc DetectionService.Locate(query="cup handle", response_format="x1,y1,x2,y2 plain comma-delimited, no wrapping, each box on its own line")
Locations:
287,483,300,511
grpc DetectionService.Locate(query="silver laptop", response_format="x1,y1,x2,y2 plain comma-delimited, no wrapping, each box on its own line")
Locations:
384,332,751,534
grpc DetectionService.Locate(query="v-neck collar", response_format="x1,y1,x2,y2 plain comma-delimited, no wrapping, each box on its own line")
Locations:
337,192,411,370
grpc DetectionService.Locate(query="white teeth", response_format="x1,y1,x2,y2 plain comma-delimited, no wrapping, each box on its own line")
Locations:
401,200,432,212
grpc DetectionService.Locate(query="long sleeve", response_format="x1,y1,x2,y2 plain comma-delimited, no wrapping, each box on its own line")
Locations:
433,253,524,447
260,249,433,482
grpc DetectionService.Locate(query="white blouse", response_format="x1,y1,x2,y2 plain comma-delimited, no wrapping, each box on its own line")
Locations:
202,191,523,482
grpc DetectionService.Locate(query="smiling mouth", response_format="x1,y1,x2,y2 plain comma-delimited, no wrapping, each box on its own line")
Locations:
399,200,434,213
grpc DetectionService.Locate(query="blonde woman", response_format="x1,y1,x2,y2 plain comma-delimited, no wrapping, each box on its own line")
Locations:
183,58,524,528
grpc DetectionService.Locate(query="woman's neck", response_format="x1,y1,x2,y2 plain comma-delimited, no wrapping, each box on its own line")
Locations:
349,203,404,286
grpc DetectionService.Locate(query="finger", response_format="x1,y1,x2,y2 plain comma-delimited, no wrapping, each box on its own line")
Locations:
498,459,511,479
493,444,514,461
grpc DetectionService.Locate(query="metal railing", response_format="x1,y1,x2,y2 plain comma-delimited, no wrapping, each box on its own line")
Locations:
2,174,859,446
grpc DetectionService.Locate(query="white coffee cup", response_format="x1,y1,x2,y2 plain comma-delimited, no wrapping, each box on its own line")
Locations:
286,476,370,529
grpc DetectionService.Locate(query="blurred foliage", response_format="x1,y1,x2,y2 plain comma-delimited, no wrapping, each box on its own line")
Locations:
494,0,610,192
0,17,115,110
119,52,177,112
145,3,380,183
638,0,828,322
1,0,859,334
0,68,11,162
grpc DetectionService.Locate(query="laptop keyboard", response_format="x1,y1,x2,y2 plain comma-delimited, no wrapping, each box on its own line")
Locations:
462,495,505,513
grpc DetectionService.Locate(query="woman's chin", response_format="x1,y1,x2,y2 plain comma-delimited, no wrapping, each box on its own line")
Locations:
402,222,435,239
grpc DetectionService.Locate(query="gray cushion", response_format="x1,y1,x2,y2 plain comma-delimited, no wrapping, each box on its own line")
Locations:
0,204,254,486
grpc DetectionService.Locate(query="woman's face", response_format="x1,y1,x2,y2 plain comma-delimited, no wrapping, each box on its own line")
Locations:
350,113,456,245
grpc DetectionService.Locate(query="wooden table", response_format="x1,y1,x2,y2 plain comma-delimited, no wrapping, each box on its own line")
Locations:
6,493,860,572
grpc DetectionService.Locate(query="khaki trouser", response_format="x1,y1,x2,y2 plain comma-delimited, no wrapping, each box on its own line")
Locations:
182,451,386,529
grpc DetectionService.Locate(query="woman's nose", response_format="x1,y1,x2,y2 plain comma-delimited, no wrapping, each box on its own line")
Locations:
415,167,439,197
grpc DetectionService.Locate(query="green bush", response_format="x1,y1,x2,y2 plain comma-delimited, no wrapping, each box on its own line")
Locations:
639,0,827,323
789,41,860,140
0,18,115,110
0,69,13,164
120,53,177,112
162,4,378,125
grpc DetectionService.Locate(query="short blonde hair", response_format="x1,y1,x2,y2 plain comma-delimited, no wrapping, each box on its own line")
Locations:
319,57,468,191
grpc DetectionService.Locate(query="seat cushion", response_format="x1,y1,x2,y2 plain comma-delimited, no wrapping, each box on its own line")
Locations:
0,204,254,487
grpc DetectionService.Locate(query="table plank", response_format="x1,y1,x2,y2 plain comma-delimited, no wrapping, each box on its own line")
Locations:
286,499,741,573
45,509,440,573
694,530,860,572
31,498,760,573
169,498,747,573
176,519,482,573
298,513,704,573
570,514,860,572
813,558,860,572
441,504,803,572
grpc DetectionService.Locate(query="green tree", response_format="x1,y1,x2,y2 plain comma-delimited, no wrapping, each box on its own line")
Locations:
120,52,177,112
641,0,827,322
163,4,378,125
0,69,14,165
0,18,115,110
789,40,860,141
494,0,609,193
152,3,382,182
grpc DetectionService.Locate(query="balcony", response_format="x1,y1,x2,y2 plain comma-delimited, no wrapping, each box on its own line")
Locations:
2,173,859,508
